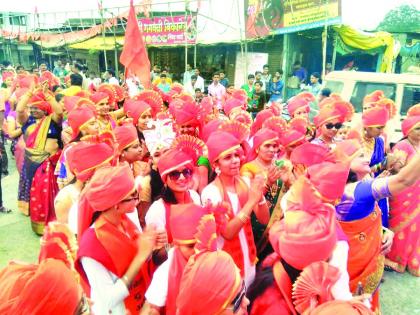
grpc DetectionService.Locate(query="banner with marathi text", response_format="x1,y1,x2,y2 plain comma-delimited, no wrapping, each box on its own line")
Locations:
138,15,196,45
245,0,341,38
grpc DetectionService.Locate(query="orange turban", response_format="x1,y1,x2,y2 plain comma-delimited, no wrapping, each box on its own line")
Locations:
363,90,385,106
157,148,194,182
67,105,96,138
28,91,52,114
63,96,81,113
124,99,151,125
308,300,374,315
206,130,241,163
176,215,242,315
270,177,337,270
0,259,81,315
114,124,139,153
78,164,135,236
362,106,390,127
314,100,354,128
173,101,202,127
66,141,115,182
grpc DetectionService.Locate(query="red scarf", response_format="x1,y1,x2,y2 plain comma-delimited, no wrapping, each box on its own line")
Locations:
165,247,188,315
77,215,152,314
213,176,257,275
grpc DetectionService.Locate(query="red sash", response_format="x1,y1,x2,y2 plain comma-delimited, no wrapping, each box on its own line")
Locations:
163,201,173,244
77,215,153,314
213,176,257,275
165,247,188,315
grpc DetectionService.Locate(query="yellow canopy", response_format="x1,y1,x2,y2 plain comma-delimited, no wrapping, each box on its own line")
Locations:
333,25,397,73
69,36,125,50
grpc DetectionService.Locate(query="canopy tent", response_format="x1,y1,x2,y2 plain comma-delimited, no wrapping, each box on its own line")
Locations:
333,25,398,73
69,36,124,50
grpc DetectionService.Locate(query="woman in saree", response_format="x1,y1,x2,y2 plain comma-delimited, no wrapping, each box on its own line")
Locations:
240,128,291,260
361,104,394,227
335,144,420,312
77,164,157,315
385,107,420,276
202,130,269,287
16,83,63,235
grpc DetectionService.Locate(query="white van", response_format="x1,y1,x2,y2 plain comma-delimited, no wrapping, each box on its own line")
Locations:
324,71,420,143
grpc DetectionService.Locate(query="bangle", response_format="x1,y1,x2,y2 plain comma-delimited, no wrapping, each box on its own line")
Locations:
237,211,250,224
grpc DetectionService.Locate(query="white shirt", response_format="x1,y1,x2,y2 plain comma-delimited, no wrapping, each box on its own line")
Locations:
108,77,120,85
195,75,205,92
81,255,129,315
145,190,201,230
201,179,256,287
183,70,194,85
144,247,175,307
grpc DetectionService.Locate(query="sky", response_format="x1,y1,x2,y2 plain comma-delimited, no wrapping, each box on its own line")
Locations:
0,0,419,30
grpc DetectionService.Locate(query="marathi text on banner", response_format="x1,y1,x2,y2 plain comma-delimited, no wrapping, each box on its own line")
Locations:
138,15,197,45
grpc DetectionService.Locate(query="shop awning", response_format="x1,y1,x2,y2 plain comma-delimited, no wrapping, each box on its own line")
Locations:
69,36,125,50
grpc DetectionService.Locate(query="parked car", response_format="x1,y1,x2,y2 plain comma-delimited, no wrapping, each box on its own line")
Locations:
324,71,420,143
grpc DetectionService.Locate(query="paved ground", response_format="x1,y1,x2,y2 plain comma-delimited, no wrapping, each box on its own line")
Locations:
0,146,419,314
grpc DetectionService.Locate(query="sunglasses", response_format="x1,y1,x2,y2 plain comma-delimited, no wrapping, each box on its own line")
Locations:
231,281,246,313
121,192,139,203
325,122,343,130
168,168,193,181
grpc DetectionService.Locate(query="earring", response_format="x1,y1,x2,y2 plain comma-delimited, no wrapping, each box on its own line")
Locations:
215,167,221,175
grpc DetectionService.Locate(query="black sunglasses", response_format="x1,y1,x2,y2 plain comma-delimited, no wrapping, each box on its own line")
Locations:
231,281,246,313
325,122,343,130
168,168,193,181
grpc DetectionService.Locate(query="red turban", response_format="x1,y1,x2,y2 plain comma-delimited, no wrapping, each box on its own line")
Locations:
224,98,244,116
362,106,390,127
66,141,115,182
123,99,151,125
114,124,139,153
206,131,241,163
63,96,81,113
363,90,384,106
0,259,81,315
176,215,242,315
78,164,135,236
288,97,310,116
402,115,420,137
39,71,60,89
248,128,279,162
90,91,109,104
67,105,96,138
157,148,194,182
270,177,337,270
173,101,201,127
28,91,52,114
308,300,374,315
407,104,420,117
251,109,275,136
201,119,223,142
170,203,209,244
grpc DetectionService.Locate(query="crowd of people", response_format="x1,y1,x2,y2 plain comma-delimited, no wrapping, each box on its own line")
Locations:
0,59,419,315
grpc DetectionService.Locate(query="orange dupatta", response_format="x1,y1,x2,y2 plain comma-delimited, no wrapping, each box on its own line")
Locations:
213,176,257,275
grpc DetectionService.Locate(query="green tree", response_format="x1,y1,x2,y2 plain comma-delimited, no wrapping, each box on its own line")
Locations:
377,5,420,33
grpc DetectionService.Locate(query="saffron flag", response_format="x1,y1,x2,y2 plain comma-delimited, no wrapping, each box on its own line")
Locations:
120,0,151,88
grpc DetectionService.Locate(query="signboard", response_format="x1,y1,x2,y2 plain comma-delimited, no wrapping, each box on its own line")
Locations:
138,15,196,45
234,52,269,88
245,0,341,38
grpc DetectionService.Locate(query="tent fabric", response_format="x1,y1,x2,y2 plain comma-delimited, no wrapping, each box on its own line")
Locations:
333,25,397,73
69,36,124,50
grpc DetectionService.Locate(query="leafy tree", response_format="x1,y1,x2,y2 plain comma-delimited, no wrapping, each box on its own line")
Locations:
377,5,420,33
